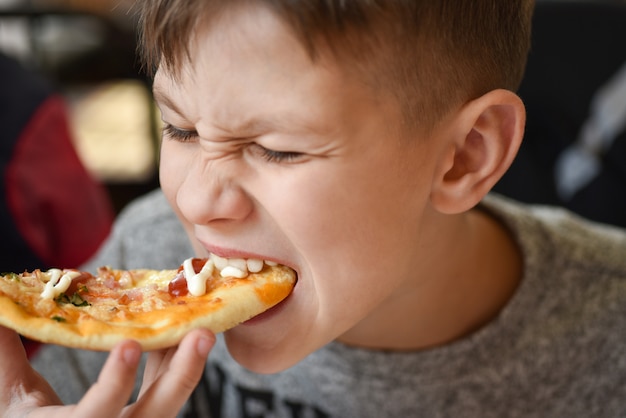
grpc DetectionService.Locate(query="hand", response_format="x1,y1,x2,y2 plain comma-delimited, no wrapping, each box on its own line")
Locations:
0,326,215,418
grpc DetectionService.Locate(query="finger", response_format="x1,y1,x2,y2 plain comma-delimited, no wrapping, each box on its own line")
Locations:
131,329,214,416
0,326,64,406
140,345,176,392
0,326,35,406
0,326,28,375
71,340,142,418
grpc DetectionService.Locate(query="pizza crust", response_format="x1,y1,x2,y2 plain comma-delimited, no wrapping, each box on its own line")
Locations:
0,264,295,351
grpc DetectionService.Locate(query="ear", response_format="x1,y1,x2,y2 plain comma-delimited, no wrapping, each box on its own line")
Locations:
430,89,525,214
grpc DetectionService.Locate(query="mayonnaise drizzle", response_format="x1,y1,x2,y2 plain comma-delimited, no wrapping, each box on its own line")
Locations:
183,258,215,296
219,265,247,278
41,269,82,299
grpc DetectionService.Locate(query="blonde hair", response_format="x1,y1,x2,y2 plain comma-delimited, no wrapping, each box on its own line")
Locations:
138,0,534,131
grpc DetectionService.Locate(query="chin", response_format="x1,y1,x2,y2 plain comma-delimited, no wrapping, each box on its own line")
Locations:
223,331,303,374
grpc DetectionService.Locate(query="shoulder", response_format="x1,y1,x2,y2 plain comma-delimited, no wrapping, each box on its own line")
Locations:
482,193,626,273
472,195,626,415
115,187,188,244
481,194,626,354
115,188,176,227
481,193,626,333
83,189,193,270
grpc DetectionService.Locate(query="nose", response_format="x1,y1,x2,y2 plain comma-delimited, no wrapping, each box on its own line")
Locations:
175,158,254,226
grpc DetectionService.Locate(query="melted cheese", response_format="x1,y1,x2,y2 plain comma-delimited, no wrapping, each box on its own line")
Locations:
133,269,179,288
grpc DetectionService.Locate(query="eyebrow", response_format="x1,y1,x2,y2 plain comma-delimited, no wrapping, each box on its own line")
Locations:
152,84,330,138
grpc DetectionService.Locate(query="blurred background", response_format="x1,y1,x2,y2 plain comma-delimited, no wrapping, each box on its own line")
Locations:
1,0,159,217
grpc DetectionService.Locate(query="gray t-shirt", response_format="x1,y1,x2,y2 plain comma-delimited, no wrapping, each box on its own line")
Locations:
32,190,626,417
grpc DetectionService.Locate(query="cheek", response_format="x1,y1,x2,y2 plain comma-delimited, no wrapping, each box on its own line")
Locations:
276,158,430,301
158,144,190,224
158,149,204,256
280,164,425,257
159,142,186,201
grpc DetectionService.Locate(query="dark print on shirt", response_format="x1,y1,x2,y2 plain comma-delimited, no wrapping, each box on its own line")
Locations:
186,362,331,418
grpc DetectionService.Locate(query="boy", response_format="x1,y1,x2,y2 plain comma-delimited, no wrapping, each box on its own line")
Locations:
2,0,626,416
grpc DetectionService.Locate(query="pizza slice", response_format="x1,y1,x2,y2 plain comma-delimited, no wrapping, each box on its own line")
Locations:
0,256,296,351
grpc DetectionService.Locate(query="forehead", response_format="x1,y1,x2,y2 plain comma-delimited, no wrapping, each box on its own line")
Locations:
152,6,362,136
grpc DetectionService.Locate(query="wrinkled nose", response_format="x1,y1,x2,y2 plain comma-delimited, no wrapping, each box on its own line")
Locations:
175,159,253,226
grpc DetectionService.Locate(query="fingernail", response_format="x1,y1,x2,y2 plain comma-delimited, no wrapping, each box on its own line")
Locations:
196,334,213,357
122,345,141,366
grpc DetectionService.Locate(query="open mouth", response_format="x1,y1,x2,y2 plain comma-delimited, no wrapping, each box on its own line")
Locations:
242,269,298,326
243,290,294,325
198,251,299,326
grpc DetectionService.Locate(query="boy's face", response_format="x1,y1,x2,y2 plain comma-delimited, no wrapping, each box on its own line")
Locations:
155,4,450,372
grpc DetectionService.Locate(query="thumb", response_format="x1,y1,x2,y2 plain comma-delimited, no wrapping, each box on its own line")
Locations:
0,325,29,375
0,326,57,402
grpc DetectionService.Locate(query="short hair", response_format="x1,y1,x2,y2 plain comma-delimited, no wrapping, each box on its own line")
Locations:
138,0,534,132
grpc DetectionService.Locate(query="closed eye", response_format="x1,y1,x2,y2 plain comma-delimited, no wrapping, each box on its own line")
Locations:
251,144,303,163
162,123,198,142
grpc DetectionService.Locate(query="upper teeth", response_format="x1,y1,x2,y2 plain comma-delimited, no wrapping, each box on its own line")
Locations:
184,253,279,296
209,253,272,276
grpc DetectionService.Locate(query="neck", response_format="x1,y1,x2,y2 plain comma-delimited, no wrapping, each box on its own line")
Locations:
337,207,522,351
